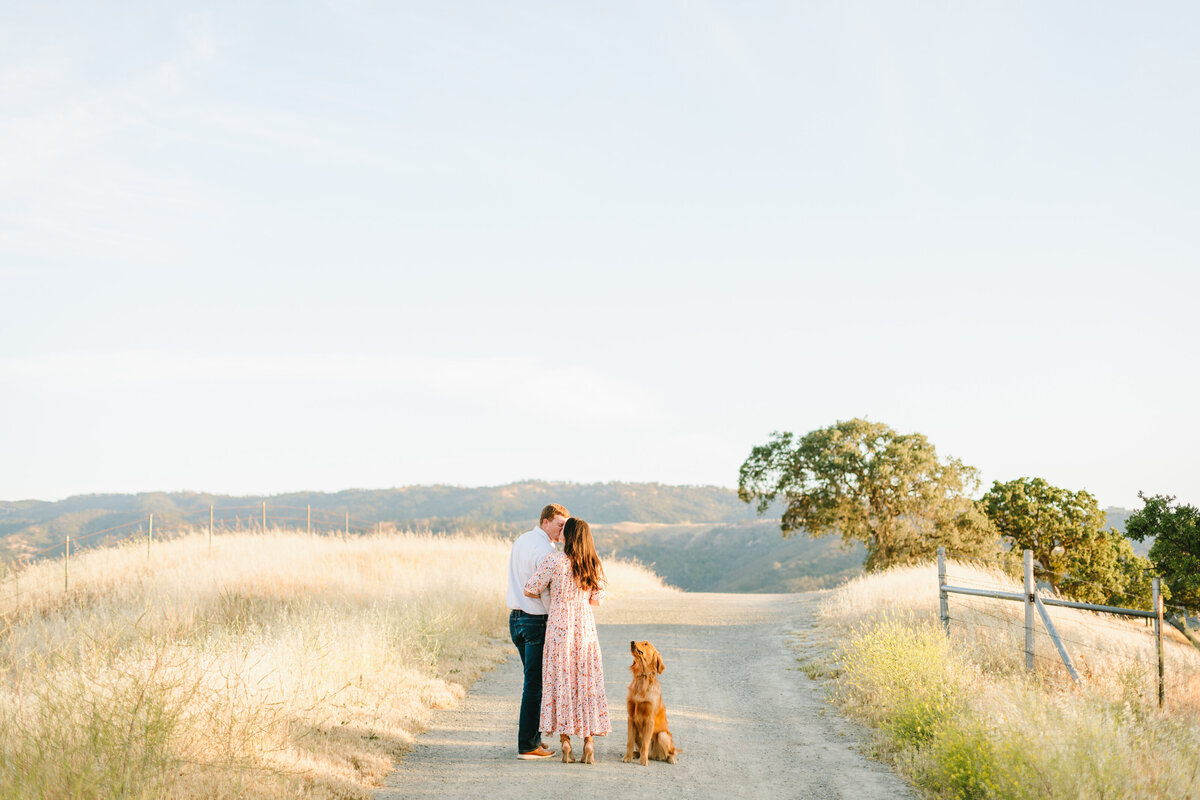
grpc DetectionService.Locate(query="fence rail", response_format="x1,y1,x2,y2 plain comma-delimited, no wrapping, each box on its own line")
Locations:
937,546,1168,706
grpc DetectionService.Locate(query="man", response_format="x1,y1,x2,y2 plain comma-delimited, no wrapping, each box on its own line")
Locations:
506,503,568,759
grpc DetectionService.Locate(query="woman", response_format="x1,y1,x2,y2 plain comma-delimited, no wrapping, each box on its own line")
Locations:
523,517,611,763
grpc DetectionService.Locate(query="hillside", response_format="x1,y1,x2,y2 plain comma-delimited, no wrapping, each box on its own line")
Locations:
811,560,1200,798
0,527,672,798
0,482,1139,594
591,520,865,593
0,481,757,551
1105,505,1155,555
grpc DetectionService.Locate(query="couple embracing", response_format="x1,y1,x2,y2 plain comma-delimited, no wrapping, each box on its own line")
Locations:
506,504,610,763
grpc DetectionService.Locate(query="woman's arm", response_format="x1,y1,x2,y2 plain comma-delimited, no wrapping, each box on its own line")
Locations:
522,553,555,598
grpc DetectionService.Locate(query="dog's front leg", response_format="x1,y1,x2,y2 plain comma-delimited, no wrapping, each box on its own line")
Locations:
622,714,636,763
638,718,655,766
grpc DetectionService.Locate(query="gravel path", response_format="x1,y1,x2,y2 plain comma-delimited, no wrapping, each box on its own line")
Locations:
376,591,916,800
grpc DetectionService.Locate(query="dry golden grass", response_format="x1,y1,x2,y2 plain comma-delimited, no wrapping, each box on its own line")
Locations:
820,561,1200,705
0,529,671,799
817,560,1200,799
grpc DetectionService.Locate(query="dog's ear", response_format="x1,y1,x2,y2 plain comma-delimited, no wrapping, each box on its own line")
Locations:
653,651,664,674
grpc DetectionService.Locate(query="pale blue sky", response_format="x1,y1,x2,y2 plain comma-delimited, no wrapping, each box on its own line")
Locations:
2,2,1197,508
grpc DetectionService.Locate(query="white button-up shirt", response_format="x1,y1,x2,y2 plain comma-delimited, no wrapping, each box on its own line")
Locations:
506,527,556,614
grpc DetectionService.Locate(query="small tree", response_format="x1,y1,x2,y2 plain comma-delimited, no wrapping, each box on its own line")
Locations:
1126,492,1200,650
980,476,1150,604
737,418,999,571
1107,533,1156,610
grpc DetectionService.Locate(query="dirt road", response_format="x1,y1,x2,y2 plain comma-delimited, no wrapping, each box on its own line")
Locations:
376,591,915,800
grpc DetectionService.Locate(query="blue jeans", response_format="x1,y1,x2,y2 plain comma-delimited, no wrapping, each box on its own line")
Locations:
509,609,547,753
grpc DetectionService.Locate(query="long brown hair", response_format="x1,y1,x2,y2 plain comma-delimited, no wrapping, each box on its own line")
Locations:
563,517,606,592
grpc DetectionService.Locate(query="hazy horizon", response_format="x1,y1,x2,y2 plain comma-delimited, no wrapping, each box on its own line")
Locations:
0,478,1150,513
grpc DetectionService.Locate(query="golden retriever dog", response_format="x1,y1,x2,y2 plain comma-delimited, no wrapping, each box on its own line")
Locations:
623,640,679,766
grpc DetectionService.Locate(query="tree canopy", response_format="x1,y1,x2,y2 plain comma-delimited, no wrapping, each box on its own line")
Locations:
980,476,1151,606
737,418,998,571
1126,492,1200,649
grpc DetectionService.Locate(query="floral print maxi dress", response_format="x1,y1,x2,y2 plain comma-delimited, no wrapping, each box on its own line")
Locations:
523,552,611,737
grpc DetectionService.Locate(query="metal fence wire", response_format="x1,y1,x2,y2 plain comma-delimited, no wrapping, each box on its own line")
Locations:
0,502,390,608
937,546,1170,707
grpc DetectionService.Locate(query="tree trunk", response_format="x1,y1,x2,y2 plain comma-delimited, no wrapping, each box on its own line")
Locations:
1166,614,1200,653
1035,550,1060,595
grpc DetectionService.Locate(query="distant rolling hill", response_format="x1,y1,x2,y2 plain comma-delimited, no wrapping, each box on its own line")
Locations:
0,481,764,568
0,480,756,538
0,482,1139,593
1104,506,1153,556
591,520,864,592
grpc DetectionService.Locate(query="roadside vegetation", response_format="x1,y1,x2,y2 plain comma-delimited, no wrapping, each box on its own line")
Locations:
814,561,1200,799
0,529,670,799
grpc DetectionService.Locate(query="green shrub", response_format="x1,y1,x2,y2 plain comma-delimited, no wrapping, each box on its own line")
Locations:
887,692,955,748
836,616,967,748
919,723,1002,800
820,563,1200,799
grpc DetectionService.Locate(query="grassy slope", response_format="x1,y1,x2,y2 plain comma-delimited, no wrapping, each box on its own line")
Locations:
0,528,671,800
807,562,1200,799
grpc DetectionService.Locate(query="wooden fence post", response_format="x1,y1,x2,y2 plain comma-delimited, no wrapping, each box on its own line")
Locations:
209,505,214,556
1154,577,1164,708
148,514,153,560
938,546,949,634
64,536,70,592
345,512,349,535
262,501,267,532
1024,549,1035,672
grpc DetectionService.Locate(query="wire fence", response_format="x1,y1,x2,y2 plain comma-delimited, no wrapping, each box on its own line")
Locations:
936,547,1188,708
1032,562,1198,624
948,592,1159,673
0,502,393,609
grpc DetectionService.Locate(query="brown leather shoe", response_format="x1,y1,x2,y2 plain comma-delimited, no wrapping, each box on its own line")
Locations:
517,746,556,760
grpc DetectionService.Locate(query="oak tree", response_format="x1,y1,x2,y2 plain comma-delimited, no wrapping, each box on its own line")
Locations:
980,476,1151,606
738,418,998,571
1126,492,1200,650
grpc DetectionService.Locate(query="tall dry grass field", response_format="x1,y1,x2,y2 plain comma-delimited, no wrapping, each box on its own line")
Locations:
817,561,1200,799
0,529,670,799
